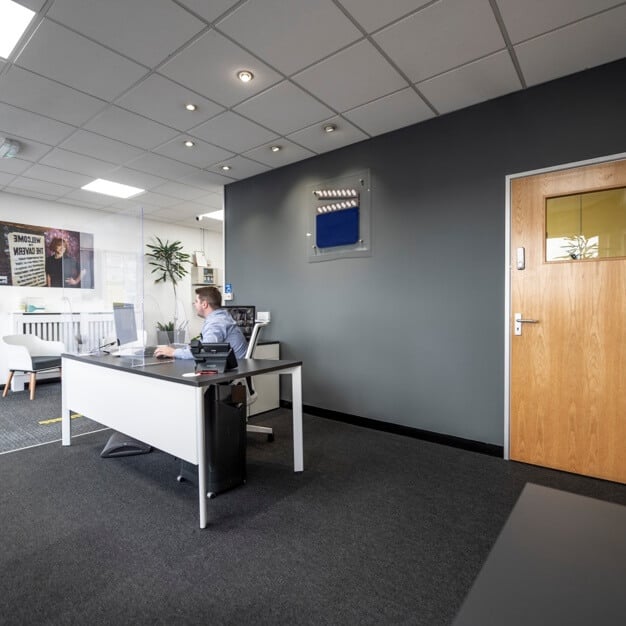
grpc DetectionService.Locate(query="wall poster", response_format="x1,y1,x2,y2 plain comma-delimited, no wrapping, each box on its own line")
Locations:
0,220,94,289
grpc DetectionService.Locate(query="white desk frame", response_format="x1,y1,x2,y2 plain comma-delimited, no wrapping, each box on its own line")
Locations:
61,356,303,528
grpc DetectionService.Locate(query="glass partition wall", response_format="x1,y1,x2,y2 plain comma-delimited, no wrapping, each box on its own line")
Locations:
55,206,145,354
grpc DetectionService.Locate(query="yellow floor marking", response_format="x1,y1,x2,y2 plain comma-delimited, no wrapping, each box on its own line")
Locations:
39,413,83,425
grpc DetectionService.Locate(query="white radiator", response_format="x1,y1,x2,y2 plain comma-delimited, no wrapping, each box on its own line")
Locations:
12,312,115,352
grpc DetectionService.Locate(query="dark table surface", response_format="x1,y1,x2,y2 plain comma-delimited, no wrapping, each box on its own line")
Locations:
62,352,302,387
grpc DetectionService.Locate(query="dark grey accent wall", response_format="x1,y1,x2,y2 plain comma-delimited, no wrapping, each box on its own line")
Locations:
224,59,626,445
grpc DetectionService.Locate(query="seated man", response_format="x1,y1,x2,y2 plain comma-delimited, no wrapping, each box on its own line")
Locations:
154,286,247,360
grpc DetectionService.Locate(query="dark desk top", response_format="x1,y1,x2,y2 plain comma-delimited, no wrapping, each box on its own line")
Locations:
453,483,626,626
62,352,301,387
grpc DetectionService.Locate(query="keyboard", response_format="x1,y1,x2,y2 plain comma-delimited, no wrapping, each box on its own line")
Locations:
111,346,157,357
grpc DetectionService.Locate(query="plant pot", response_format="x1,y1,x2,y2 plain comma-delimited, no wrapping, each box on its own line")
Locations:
157,330,186,345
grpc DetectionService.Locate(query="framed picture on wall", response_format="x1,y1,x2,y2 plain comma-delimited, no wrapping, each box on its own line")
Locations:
0,220,94,289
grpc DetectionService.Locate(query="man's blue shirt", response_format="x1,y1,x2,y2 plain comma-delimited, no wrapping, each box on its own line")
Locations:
174,308,248,360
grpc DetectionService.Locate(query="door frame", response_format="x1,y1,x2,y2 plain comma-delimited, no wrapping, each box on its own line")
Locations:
503,151,626,460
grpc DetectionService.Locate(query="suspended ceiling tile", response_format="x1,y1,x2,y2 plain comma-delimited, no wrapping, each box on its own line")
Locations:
193,193,223,209
287,116,368,154
15,19,147,100
62,189,116,206
160,201,209,217
39,148,118,178
0,102,75,145
21,163,92,188
175,171,229,192
191,111,278,154
4,187,60,202
59,198,115,210
178,0,241,23
496,0,623,44
0,158,32,176
0,171,16,186
17,0,46,11
338,0,433,32
134,191,181,208
0,66,106,126
115,74,225,132
243,140,315,167
206,155,269,180
104,167,167,191
234,81,334,136
59,130,144,165
150,181,209,202
9,176,73,197
84,106,179,150
146,207,187,223
418,50,521,115
159,30,282,107
343,87,433,136
218,0,362,76
123,152,199,179
293,40,407,113
515,5,626,87
47,0,205,67
374,0,505,83
154,136,233,168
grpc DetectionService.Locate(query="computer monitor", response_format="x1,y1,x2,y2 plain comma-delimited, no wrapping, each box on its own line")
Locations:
224,305,256,340
112,302,139,347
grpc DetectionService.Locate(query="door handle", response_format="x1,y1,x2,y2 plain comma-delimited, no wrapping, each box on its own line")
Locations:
514,313,539,336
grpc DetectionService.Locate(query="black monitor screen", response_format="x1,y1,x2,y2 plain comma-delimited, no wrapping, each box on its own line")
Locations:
224,305,256,341
113,302,138,346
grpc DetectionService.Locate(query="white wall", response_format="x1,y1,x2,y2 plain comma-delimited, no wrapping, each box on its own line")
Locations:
0,191,223,377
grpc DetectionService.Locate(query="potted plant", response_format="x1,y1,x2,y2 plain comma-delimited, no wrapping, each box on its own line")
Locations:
145,237,191,343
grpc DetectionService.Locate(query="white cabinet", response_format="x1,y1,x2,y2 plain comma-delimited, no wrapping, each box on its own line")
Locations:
191,266,219,286
250,342,280,416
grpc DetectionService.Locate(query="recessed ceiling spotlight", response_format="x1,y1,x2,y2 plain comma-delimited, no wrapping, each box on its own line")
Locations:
221,165,232,171
237,70,254,83
185,103,197,111
184,140,195,148
270,145,281,152
323,124,337,133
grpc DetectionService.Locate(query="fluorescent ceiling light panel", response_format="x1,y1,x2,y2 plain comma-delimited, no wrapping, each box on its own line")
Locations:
201,210,223,221
82,178,145,199
0,0,35,59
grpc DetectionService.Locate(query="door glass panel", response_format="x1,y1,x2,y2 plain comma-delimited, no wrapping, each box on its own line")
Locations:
546,187,626,261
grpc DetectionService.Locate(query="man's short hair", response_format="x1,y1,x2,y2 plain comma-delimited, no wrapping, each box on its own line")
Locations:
195,286,222,309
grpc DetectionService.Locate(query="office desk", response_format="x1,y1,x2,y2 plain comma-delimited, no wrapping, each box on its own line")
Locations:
61,353,303,528
453,483,626,626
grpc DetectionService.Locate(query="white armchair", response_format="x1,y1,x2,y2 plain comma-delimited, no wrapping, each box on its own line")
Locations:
2,335,64,400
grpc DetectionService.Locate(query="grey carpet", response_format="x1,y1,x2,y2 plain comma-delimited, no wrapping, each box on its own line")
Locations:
0,381,106,454
1,409,626,626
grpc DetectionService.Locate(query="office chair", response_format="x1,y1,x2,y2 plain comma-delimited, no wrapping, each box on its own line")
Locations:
2,334,64,400
240,321,274,442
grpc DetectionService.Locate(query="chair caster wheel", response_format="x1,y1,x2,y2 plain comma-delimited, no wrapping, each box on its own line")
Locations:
268,433,274,442
207,492,216,499
177,475,185,482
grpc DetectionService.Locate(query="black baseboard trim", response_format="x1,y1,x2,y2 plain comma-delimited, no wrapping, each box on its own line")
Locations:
281,401,504,458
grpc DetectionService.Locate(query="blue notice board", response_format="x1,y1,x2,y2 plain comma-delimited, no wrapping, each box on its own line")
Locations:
316,207,359,248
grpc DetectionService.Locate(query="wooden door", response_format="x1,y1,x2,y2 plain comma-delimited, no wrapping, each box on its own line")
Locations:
510,159,626,483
